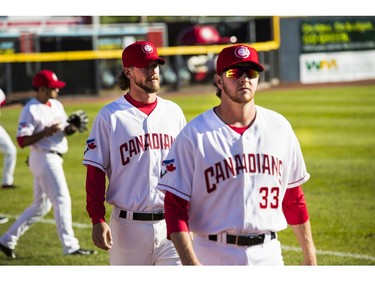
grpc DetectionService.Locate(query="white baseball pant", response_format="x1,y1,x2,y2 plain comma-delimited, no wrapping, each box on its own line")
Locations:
109,206,181,265
0,125,17,186
0,150,80,254
193,233,284,265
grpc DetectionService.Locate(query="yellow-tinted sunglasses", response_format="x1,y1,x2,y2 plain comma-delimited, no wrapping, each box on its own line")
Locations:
225,67,260,80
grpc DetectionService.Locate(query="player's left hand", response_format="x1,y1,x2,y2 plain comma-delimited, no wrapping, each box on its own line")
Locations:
67,110,89,133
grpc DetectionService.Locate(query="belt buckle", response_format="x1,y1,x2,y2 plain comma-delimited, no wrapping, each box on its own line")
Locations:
235,234,263,246
234,235,239,245
156,211,164,220
235,235,248,246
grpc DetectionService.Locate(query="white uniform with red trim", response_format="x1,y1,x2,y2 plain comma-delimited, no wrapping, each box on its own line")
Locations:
18,98,68,153
0,97,81,254
82,95,186,265
158,105,310,265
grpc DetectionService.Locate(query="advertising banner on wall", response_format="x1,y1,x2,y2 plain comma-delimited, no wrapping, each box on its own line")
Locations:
300,50,375,83
299,17,375,83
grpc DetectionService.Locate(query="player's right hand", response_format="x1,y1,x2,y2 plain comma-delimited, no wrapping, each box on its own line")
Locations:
92,222,113,251
44,124,62,137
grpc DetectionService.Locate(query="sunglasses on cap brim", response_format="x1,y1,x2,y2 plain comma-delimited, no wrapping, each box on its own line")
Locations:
224,67,260,80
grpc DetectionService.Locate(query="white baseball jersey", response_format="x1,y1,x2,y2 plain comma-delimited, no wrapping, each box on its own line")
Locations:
17,98,68,154
158,105,310,235
82,95,186,212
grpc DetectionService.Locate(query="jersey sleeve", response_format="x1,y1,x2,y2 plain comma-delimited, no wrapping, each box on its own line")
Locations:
82,111,111,172
17,105,35,138
157,128,195,201
287,131,310,188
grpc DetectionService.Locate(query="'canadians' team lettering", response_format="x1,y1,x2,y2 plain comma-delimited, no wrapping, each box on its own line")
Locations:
119,133,175,166
204,153,282,192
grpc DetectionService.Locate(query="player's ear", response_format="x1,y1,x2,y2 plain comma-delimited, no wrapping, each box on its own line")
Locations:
39,86,48,93
123,67,133,79
214,74,223,89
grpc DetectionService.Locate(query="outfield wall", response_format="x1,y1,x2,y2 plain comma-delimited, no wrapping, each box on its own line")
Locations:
279,16,375,84
2,16,373,98
0,17,280,97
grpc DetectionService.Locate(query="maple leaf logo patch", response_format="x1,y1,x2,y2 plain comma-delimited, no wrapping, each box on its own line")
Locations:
84,138,97,155
160,159,176,178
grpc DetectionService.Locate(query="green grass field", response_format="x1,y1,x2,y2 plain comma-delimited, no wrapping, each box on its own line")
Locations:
0,84,374,266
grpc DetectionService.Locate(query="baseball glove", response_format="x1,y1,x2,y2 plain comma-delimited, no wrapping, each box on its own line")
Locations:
67,110,89,133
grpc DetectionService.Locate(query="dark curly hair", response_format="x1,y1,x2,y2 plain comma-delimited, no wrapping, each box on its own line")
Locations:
117,70,130,91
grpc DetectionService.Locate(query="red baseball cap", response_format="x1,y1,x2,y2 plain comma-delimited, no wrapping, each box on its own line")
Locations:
216,44,265,74
32,69,66,88
178,25,234,45
122,41,165,68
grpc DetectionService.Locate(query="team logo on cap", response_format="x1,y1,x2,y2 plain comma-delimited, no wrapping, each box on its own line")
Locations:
52,73,58,81
234,46,250,59
142,43,154,54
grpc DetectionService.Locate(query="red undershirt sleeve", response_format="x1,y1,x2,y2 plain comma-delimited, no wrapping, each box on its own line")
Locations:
86,164,107,224
282,185,309,225
164,191,190,239
16,136,26,148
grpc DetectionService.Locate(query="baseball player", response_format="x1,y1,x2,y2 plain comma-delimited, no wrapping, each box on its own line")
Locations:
83,41,186,265
158,44,317,265
0,70,95,259
0,88,17,188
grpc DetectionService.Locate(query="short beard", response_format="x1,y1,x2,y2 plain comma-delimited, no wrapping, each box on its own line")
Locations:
222,83,252,104
134,77,160,94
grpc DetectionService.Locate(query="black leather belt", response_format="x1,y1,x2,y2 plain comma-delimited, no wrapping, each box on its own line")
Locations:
208,232,276,247
48,150,63,158
119,210,164,221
